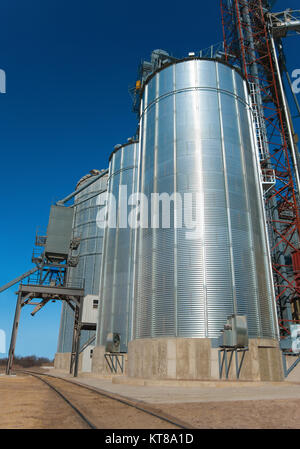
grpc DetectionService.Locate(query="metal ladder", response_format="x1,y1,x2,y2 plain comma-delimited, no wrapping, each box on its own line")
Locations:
249,82,269,162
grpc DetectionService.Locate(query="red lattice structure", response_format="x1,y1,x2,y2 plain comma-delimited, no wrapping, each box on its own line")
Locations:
220,0,300,339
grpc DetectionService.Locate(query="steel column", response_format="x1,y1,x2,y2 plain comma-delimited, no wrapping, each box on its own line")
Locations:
6,292,23,375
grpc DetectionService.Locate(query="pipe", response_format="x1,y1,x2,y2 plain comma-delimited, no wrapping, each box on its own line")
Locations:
285,70,300,117
0,267,39,294
270,34,300,196
56,169,108,206
273,20,300,34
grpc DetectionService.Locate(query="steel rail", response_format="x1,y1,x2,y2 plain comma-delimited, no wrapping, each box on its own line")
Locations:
19,370,97,429
18,369,191,429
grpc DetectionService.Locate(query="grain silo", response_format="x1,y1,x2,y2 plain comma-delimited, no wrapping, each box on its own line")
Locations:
127,57,283,381
55,170,108,372
92,141,138,371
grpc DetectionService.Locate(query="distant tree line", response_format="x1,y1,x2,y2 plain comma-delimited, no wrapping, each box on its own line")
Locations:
0,355,53,368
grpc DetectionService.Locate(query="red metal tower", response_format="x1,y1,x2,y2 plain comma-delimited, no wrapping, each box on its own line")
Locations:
220,0,300,343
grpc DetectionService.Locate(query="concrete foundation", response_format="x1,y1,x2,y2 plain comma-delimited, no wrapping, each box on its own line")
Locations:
54,352,71,371
91,345,128,376
127,338,284,382
54,352,83,373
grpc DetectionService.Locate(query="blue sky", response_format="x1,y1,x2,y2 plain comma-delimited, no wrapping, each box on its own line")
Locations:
0,0,299,359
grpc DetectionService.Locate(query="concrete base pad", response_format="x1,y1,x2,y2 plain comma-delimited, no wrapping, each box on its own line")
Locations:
127,337,284,382
54,352,83,373
112,376,287,388
54,353,71,371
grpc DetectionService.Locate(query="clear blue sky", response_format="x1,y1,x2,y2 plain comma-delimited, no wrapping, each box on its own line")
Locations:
0,0,299,359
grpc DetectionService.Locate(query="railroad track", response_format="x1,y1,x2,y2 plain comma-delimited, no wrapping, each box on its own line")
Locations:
17,369,192,430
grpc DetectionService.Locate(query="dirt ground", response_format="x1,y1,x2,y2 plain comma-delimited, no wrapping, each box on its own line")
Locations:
1,374,300,429
158,399,300,429
0,375,177,429
0,375,87,429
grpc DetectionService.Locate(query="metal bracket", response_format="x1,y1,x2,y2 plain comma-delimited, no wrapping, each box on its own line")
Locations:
79,335,96,354
218,347,249,379
104,354,124,374
282,352,300,377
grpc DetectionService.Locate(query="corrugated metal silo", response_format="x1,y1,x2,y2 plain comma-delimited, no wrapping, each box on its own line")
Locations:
56,170,108,358
132,58,278,342
96,141,139,353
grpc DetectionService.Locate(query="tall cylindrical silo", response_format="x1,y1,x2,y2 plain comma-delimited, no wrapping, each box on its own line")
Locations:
69,171,108,296
128,58,282,381
95,141,138,354
55,170,108,371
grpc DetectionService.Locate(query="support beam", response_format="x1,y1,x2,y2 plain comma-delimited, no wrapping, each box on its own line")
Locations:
6,293,23,375
69,298,84,377
6,286,84,376
79,334,96,355
74,299,84,378
30,299,51,316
